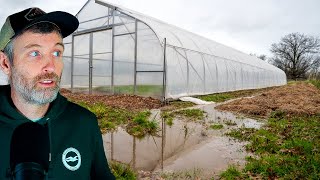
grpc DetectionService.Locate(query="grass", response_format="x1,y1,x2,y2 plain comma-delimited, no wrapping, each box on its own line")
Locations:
289,79,320,89
210,124,224,130
161,108,206,128
220,165,242,180
126,111,160,138
110,161,137,180
224,119,237,126
161,100,195,113
309,79,320,89
225,127,257,142
198,93,233,102
76,101,134,133
197,87,275,103
221,113,320,179
167,101,195,110
161,111,174,126
110,163,205,180
287,80,299,85
173,109,206,121
161,108,206,126
74,101,160,137
93,85,163,96
160,168,203,180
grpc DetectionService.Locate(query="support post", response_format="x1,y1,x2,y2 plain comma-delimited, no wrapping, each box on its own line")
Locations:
71,35,74,91
89,33,93,94
111,9,115,94
133,19,138,94
162,38,167,102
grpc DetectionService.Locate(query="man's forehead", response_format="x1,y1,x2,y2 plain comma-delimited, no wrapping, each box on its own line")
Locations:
14,31,64,49
16,31,63,46
22,29,63,38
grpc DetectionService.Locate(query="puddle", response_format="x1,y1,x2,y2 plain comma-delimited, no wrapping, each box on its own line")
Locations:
103,118,207,171
153,136,248,178
198,104,264,129
102,103,264,175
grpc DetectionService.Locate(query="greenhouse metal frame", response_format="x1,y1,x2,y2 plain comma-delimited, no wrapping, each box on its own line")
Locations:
61,0,287,100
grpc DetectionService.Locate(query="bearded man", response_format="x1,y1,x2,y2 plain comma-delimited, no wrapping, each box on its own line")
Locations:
0,7,115,179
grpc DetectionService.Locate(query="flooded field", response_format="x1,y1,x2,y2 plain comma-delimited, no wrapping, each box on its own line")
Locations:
102,103,264,176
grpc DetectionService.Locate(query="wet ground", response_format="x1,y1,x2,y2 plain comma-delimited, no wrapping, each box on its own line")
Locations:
102,103,264,178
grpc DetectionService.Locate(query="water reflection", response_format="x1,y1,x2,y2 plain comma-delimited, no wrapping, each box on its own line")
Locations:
103,104,263,174
103,119,205,171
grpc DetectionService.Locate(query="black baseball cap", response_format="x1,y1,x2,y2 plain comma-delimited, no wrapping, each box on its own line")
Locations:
0,7,79,51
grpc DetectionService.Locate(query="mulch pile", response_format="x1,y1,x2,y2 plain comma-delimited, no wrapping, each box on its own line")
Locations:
216,82,320,117
60,89,162,111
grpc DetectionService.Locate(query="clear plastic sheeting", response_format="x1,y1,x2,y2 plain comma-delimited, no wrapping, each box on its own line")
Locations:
61,0,286,100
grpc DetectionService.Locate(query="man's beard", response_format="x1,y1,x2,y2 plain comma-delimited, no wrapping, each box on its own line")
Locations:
10,68,61,105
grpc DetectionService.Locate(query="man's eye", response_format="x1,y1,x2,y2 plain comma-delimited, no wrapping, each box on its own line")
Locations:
30,51,40,57
53,51,61,57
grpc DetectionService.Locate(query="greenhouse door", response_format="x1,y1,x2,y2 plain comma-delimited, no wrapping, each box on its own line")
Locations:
112,22,136,94
91,30,113,94
72,29,112,94
112,18,165,98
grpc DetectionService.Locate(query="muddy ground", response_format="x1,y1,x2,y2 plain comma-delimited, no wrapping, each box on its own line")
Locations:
61,82,320,117
60,89,162,111
216,82,320,117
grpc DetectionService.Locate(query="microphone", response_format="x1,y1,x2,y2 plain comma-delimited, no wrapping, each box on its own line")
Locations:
10,122,50,180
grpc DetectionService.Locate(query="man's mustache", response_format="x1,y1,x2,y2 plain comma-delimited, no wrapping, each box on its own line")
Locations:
33,72,60,83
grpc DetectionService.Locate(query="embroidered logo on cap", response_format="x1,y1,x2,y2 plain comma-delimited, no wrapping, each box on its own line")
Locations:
24,8,45,21
62,147,81,171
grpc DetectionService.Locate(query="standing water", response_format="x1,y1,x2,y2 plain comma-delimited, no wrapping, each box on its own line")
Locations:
102,103,264,177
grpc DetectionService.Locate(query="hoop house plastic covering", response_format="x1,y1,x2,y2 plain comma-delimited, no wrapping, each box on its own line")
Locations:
62,0,286,100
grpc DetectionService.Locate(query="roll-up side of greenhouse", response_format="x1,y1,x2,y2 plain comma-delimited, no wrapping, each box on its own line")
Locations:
61,0,287,100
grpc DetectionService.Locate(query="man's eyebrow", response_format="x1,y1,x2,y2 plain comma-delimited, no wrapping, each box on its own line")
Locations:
24,42,65,50
57,42,64,50
24,44,41,49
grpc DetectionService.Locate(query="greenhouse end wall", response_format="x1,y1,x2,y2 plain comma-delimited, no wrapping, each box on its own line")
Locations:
61,0,287,100
62,0,165,98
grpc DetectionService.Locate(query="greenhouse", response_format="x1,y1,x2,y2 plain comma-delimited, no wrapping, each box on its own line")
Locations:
61,0,287,100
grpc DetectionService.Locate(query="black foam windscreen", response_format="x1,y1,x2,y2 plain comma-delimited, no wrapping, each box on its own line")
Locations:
10,122,50,171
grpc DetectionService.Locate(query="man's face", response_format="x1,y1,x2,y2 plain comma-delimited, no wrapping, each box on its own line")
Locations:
9,31,64,105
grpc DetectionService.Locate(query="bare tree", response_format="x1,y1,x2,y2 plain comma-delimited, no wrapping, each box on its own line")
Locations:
307,56,320,79
258,54,267,61
270,32,320,80
250,53,267,61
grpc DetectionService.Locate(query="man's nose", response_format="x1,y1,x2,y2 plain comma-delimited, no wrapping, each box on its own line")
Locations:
42,56,55,73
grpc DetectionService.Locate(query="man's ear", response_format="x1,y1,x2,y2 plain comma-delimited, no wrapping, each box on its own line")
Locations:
0,51,11,75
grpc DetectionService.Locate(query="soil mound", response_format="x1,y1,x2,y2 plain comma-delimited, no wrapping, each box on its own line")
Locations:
60,90,162,111
216,82,320,117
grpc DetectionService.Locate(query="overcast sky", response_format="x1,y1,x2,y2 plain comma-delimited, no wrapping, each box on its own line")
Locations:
1,0,319,56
